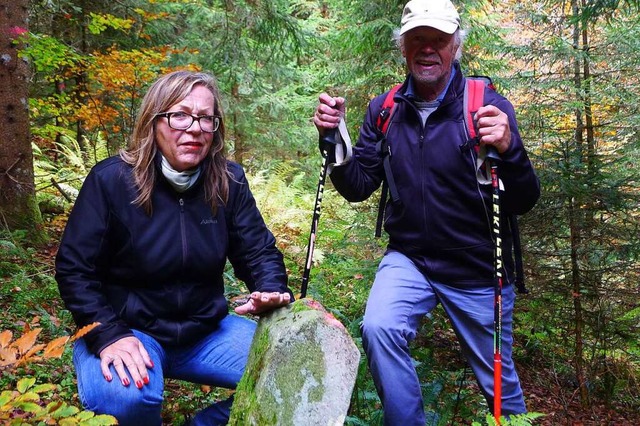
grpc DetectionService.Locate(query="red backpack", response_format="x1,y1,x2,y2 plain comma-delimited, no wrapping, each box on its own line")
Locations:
374,77,527,293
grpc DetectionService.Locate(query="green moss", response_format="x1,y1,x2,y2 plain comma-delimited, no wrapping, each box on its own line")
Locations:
269,320,326,424
289,299,313,314
230,306,332,425
1,194,49,245
229,324,272,425
276,324,325,404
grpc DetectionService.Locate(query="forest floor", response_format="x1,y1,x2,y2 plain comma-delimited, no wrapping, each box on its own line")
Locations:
2,223,639,426
520,368,638,425
425,326,639,426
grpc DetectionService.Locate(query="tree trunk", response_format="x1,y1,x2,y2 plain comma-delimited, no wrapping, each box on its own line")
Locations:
570,0,589,407
0,0,47,242
231,81,246,166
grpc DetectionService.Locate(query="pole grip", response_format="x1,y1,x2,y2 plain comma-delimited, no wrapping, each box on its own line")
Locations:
486,145,501,162
320,127,338,147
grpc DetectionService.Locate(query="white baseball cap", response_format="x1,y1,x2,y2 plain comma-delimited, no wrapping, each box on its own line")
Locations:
399,0,461,35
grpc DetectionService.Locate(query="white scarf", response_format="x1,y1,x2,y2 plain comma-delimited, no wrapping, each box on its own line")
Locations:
161,155,201,192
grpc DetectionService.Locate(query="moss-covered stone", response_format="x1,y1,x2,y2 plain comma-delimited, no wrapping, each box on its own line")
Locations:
229,299,360,426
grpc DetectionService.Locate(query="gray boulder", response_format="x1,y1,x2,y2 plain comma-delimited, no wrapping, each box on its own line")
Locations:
229,298,360,425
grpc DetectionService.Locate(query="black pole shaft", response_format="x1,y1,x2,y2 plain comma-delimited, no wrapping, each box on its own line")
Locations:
300,129,336,298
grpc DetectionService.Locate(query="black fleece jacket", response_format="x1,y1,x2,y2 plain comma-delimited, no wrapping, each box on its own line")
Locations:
329,63,540,288
56,156,291,355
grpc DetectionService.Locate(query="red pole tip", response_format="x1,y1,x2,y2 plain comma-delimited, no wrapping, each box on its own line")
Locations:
494,359,502,423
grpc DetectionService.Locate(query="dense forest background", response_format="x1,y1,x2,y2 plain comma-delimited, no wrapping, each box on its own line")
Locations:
1,0,639,424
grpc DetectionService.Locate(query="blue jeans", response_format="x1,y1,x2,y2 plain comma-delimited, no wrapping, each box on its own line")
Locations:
362,251,526,425
73,314,256,426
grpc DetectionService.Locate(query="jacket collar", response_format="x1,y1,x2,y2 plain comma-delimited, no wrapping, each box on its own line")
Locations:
153,150,209,195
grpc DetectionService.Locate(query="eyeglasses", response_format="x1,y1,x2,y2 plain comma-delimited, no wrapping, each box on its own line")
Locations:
155,111,220,133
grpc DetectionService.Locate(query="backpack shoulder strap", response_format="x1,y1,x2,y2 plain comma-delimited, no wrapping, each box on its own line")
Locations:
463,77,487,140
376,83,402,134
374,83,402,238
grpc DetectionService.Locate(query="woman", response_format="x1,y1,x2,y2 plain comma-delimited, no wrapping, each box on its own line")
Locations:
55,70,292,426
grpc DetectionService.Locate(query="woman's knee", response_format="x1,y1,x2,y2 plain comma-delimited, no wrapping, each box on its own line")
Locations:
78,380,164,426
74,340,164,426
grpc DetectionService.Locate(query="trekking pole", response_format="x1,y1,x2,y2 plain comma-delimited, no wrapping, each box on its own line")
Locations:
486,146,503,424
300,128,337,298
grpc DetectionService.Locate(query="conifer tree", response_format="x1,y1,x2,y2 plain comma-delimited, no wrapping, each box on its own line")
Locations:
0,0,46,241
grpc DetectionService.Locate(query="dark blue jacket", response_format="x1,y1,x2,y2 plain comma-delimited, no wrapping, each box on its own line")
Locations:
56,156,290,355
329,63,540,287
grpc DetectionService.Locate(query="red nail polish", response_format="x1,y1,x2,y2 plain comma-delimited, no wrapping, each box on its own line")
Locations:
136,380,143,389
123,377,130,386
105,375,112,382
150,360,155,368
143,377,150,385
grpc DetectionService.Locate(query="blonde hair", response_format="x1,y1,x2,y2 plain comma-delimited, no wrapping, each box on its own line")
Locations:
120,70,229,215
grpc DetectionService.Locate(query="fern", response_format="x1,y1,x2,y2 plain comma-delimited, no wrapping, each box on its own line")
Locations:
472,411,545,426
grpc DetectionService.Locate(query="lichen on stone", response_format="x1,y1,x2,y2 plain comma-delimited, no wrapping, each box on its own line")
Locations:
229,299,359,425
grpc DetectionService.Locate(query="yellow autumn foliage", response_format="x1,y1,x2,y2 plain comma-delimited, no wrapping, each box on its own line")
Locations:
0,322,118,425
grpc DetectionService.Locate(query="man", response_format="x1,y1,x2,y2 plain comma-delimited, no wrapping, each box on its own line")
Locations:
313,0,540,424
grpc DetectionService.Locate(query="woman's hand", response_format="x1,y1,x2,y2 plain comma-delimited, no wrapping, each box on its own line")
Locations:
234,291,291,316
99,336,153,388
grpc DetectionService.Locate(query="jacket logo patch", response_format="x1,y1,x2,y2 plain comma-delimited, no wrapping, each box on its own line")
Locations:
200,219,218,225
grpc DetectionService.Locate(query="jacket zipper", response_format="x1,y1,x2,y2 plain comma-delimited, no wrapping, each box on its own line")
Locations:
179,198,187,267
420,116,428,235
177,197,186,344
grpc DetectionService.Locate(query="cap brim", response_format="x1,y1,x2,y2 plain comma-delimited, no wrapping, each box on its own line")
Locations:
399,19,458,35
